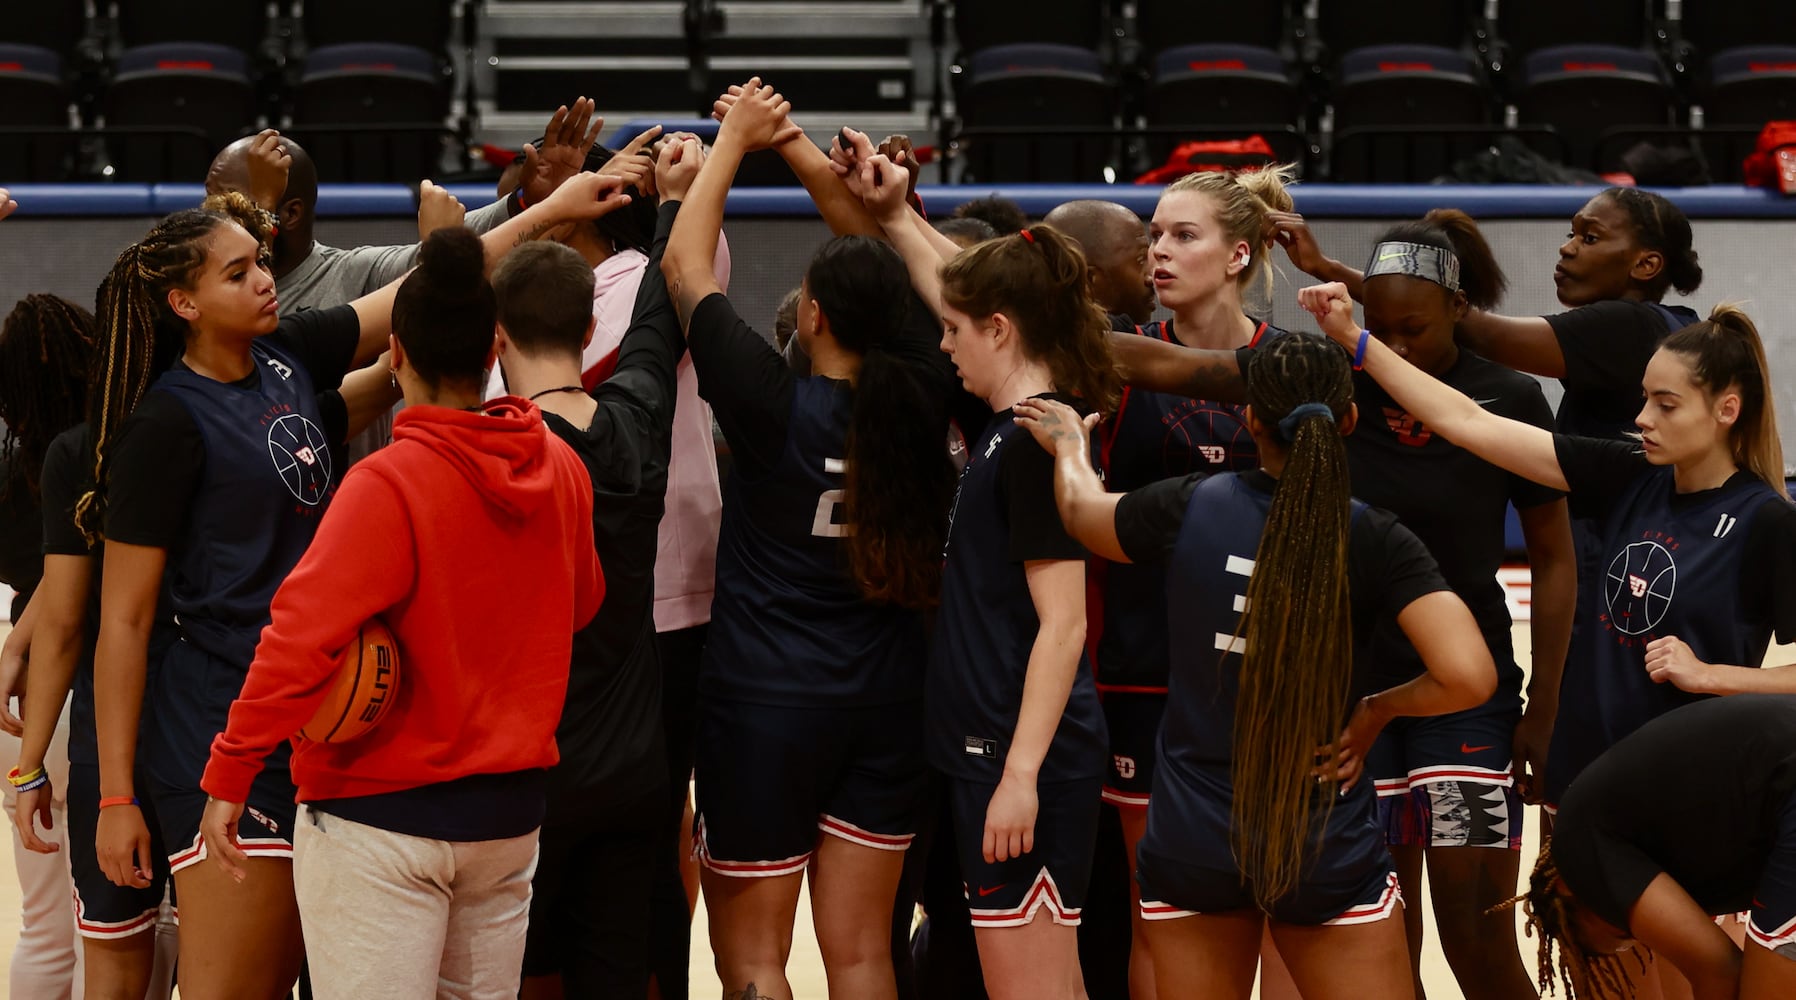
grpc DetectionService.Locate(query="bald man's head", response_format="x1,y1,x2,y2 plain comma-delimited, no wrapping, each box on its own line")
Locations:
205,134,318,214
1044,200,1154,324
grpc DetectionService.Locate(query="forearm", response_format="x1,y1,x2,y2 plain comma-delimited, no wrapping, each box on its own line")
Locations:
1525,550,1576,719
909,207,965,262
777,137,882,237
481,196,577,270
16,625,80,772
1053,448,1127,562
1108,334,1246,402
1697,663,1796,695
664,143,741,321
1004,619,1086,780
93,628,149,798
879,207,945,315
340,358,402,438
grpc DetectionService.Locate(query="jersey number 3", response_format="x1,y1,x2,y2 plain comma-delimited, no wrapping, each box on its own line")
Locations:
812,457,850,538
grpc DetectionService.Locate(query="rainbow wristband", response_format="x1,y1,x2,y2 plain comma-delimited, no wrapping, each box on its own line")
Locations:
12,772,49,792
6,764,45,788
1352,330,1371,370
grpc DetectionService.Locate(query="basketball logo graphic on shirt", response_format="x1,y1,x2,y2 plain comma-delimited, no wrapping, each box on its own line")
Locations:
267,413,333,506
1603,540,1676,635
1163,400,1254,472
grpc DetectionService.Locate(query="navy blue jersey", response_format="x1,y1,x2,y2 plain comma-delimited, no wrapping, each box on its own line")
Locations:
1345,352,1562,695
1091,319,1277,691
1113,470,1448,846
701,376,927,707
140,339,337,667
1547,436,1788,801
928,399,1107,781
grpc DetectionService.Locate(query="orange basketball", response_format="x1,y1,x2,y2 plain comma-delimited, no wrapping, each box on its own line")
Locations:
299,619,401,743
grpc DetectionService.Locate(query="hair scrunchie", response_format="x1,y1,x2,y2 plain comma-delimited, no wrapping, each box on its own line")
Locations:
1276,401,1335,442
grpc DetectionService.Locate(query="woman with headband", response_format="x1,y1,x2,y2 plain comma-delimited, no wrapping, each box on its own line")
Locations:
1012,333,1495,999
1345,215,1576,1000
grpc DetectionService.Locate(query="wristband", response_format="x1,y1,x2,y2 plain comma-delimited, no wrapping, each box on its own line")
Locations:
6,764,44,788
98,796,139,810
12,772,48,793
508,185,529,215
1352,330,1370,370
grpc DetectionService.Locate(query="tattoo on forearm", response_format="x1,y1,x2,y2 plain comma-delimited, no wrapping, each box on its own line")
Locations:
513,221,555,247
726,985,771,1000
1183,356,1247,402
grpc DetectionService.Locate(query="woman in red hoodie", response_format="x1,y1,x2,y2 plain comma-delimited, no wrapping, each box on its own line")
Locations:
196,227,605,1000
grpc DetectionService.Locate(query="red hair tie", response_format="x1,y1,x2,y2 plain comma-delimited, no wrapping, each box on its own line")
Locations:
1019,228,1036,244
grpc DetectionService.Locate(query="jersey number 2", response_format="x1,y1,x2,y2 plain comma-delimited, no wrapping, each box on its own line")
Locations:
812,457,850,538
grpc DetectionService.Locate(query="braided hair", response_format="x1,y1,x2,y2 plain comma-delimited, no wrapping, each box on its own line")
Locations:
77,207,243,541
1232,332,1355,907
1500,841,1643,999
0,295,96,503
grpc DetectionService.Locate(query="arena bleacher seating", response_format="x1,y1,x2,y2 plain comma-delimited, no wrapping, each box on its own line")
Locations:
0,1,1788,187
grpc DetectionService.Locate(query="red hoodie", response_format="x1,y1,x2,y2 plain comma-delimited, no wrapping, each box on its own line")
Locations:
201,400,604,805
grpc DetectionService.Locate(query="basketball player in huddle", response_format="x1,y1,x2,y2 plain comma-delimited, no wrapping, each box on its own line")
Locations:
198,224,605,999
85,168,632,998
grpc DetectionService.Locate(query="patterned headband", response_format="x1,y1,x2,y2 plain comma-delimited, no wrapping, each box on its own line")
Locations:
1364,241,1460,292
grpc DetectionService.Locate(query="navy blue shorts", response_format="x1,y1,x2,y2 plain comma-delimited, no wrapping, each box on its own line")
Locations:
1368,701,1522,849
948,775,1103,928
1101,692,1165,810
67,763,170,938
1746,789,1796,960
149,770,297,875
693,698,926,877
1136,764,1400,926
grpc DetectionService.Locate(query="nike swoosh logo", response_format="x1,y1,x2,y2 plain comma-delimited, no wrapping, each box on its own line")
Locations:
1461,743,1493,754
1376,252,1406,262
977,884,1006,897
1472,397,1501,406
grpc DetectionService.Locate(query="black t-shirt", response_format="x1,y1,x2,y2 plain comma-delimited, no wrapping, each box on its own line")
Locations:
538,199,683,809
0,456,43,617
1546,299,1699,440
927,395,1107,781
1346,352,1562,689
1553,694,1796,931
104,306,360,548
1554,434,1796,639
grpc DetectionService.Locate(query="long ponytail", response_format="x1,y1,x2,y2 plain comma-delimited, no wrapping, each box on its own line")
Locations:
1233,333,1357,906
1659,304,1787,498
78,209,233,541
809,236,955,608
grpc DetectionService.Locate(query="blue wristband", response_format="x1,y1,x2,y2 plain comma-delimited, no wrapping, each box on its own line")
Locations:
13,772,49,793
1352,330,1370,370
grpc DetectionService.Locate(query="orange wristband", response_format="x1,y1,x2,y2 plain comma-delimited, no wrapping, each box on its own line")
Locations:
98,796,139,810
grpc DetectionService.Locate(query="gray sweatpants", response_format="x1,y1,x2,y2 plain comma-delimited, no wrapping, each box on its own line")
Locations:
292,805,539,1000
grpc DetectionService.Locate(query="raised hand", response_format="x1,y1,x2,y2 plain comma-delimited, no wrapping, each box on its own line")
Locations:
716,78,804,152
878,134,922,206
655,136,706,205
600,125,663,196
1297,281,1360,345
1268,211,1334,278
521,97,607,208
711,82,805,149
416,179,466,241
244,129,292,211
854,154,912,223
